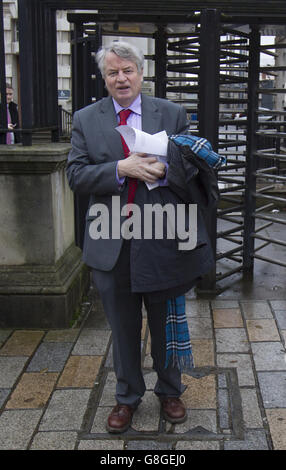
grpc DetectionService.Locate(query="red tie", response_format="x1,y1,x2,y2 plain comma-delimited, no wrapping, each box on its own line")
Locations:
118,109,138,214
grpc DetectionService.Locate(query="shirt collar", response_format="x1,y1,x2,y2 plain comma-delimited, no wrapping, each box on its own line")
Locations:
112,94,142,116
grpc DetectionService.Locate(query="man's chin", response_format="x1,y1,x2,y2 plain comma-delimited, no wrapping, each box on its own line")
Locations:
115,93,133,107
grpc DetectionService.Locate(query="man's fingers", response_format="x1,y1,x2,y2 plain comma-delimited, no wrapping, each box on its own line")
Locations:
118,153,165,181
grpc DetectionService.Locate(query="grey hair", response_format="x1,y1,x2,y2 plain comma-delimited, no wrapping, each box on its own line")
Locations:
96,41,144,77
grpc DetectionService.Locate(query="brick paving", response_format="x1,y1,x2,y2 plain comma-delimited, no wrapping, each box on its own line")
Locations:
0,297,286,450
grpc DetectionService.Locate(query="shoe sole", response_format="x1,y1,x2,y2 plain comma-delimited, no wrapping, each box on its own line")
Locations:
106,422,131,434
162,410,187,424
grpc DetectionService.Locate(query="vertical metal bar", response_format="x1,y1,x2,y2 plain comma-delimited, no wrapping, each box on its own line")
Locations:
199,9,220,158
83,39,92,106
41,3,48,127
94,24,105,101
71,21,89,249
49,7,59,142
154,24,167,98
197,9,220,292
34,1,42,127
243,25,260,273
18,0,34,145
72,22,84,112
0,0,7,144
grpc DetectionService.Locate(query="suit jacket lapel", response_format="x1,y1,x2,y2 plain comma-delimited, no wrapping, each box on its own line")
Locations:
99,96,125,160
97,94,163,160
141,94,162,135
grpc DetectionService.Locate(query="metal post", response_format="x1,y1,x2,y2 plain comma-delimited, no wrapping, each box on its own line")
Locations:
18,0,34,145
83,38,92,106
72,22,84,113
48,6,59,142
71,21,90,248
0,0,7,144
94,24,105,101
197,9,220,292
154,24,167,98
243,25,260,273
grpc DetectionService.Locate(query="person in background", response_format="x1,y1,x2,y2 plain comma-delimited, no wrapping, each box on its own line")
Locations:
4,83,21,144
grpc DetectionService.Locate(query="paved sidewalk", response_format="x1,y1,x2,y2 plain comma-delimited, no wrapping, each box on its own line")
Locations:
0,289,286,450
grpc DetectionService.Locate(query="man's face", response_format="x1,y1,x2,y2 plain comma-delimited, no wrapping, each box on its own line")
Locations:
6,88,13,104
103,52,143,108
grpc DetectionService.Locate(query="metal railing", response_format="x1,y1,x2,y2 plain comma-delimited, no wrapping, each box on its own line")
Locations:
58,105,72,137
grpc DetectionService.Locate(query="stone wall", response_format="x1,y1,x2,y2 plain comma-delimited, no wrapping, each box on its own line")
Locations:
0,143,89,327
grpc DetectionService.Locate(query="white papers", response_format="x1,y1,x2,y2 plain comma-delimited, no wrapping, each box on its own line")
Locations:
116,126,168,156
115,126,168,190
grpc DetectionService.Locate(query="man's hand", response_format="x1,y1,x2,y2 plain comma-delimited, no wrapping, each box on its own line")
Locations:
117,153,166,183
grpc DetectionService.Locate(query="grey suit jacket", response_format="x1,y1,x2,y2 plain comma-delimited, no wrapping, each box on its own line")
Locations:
66,93,188,271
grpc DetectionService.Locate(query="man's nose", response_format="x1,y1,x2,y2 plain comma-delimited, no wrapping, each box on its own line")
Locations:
117,70,127,81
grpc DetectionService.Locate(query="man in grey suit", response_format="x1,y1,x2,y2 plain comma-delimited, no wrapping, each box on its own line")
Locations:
66,41,188,433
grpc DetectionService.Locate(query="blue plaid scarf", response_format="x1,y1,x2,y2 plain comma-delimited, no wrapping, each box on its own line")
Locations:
165,295,194,371
163,133,223,371
169,134,226,169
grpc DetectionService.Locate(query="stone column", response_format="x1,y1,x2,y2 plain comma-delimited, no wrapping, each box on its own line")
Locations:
0,143,89,328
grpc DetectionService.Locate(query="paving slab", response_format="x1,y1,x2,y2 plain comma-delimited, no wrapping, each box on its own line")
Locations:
57,355,102,388
185,300,211,317
44,329,80,343
91,406,113,434
215,328,249,352
240,301,273,319
175,440,220,450
0,330,12,347
181,374,217,409
265,409,286,450
30,431,78,450
213,308,244,328
246,319,280,342
144,371,157,390
0,389,10,408
98,372,117,406
0,409,43,450
258,372,286,408
216,354,255,386
211,300,239,309
0,330,44,356
240,389,264,428
39,389,91,431
251,342,286,371
224,429,269,450
131,391,160,432
5,372,59,409
78,439,125,450
187,317,213,339
172,409,217,434
27,342,74,372
272,310,286,330
270,300,286,310
191,339,215,366
0,356,28,388
218,389,230,429
126,440,172,450
72,329,110,355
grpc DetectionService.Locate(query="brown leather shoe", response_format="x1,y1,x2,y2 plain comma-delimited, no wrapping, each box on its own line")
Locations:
161,397,187,424
106,404,134,433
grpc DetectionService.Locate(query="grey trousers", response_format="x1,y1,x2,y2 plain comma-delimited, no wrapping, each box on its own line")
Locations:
92,240,183,408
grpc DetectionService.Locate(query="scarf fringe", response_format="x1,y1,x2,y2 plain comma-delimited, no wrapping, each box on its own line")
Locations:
164,295,194,372
165,351,195,372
